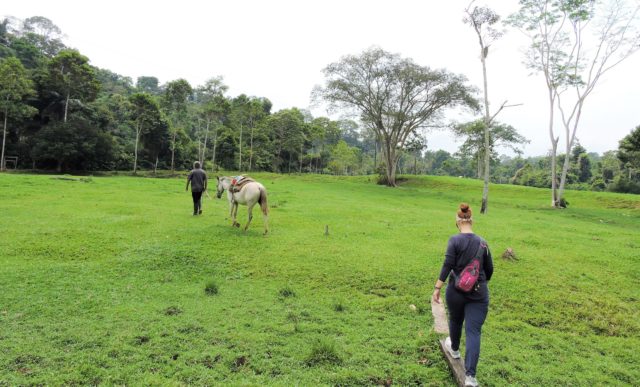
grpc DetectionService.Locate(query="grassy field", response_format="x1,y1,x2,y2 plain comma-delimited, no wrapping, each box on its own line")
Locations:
0,172,638,386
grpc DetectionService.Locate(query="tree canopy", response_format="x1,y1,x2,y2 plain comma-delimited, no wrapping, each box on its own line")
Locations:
315,47,478,186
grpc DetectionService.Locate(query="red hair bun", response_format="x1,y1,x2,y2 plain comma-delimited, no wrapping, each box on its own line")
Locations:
457,203,472,219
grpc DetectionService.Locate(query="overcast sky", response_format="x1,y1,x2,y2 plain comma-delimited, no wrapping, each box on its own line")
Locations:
4,0,640,156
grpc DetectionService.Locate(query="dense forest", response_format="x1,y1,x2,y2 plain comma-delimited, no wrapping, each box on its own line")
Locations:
1,16,638,194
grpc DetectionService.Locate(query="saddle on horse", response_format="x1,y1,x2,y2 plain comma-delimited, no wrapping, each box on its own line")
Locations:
230,175,255,193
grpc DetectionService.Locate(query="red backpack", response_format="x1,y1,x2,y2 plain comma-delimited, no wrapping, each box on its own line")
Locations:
453,239,486,293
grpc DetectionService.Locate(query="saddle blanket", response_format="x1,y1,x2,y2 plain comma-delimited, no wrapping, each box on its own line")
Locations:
230,176,255,193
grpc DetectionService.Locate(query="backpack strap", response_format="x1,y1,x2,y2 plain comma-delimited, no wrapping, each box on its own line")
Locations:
460,237,486,268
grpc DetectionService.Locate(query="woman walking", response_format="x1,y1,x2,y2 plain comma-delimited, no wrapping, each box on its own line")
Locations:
432,203,493,387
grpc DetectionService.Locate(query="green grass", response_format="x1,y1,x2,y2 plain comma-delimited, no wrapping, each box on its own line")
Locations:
0,172,638,385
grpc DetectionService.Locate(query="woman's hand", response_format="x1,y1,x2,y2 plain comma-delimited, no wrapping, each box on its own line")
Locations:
432,288,441,304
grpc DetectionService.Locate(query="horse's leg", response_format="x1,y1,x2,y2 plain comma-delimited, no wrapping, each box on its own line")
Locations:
244,201,257,232
228,201,234,225
232,202,240,227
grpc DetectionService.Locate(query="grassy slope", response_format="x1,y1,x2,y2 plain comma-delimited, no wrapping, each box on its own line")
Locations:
0,173,638,386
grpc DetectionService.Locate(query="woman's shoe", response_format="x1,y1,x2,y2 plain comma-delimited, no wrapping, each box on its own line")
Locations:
464,375,479,386
444,337,461,359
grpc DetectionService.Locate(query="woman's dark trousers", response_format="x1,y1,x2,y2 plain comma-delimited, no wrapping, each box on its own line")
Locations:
446,286,489,377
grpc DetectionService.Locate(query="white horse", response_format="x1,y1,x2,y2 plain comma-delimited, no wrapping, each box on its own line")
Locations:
215,176,269,234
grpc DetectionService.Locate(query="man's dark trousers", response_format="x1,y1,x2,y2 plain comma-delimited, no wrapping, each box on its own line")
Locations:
192,191,203,215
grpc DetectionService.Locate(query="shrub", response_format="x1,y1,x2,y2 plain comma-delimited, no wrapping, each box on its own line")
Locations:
305,338,343,366
164,306,183,316
204,281,219,296
279,286,296,298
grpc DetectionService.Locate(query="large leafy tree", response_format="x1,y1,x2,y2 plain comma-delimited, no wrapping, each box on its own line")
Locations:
136,76,160,95
32,117,115,172
264,108,307,172
48,49,100,122
129,93,163,174
194,76,228,167
315,47,477,186
0,57,36,171
20,16,66,58
618,125,640,179
161,79,192,172
453,120,528,179
229,95,270,171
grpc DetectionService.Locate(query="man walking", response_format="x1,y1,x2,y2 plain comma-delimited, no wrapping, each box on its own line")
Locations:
186,161,208,215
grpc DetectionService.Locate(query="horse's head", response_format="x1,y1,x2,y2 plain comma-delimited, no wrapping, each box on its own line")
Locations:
215,176,225,199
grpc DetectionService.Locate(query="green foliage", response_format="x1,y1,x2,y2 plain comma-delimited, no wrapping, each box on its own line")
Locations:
453,120,528,177
0,57,36,112
136,76,160,95
618,125,640,172
31,117,116,171
328,140,359,175
48,49,100,121
316,47,478,185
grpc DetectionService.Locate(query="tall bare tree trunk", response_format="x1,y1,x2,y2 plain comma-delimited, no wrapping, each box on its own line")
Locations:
1,107,7,172
299,142,303,173
373,140,377,171
557,100,584,205
170,131,176,173
480,47,491,214
201,119,210,165
133,121,140,174
548,92,559,207
249,126,254,171
64,92,70,123
211,124,218,172
238,123,243,171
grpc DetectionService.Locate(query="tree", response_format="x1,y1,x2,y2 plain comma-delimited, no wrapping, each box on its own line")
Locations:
95,68,134,96
247,98,270,171
405,134,428,175
161,79,192,172
32,117,115,172
0,57,36,171
618,125,640,179
315,47,477,186
453,120,528,178
328,140,359,175
136,76,160,95
508,0,640,207
129,93,162,174
21,16,65,57
264,108,307,172
48,49,100,122
195,76,228,167
464,3,513,213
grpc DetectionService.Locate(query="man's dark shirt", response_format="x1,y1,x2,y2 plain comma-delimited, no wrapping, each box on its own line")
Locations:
187,168,208,192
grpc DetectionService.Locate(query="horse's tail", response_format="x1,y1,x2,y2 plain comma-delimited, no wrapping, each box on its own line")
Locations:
259,186,269,215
